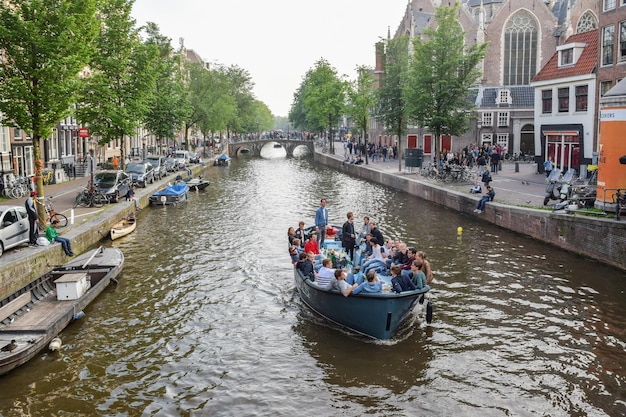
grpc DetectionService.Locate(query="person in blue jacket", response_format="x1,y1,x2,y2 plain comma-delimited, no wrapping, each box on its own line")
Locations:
315,198,328,247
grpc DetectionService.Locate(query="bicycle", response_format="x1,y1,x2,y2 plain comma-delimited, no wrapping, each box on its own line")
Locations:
73,185,108,208
38,196,68,228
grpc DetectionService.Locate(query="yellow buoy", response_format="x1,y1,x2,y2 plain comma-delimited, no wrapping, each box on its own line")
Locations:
457,226,463,235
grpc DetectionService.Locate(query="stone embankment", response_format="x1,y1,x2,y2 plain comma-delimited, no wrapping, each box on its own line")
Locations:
0,165,206,300
315,150,626,271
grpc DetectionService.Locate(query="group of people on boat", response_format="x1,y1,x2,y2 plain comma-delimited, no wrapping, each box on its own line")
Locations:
287,199,434,296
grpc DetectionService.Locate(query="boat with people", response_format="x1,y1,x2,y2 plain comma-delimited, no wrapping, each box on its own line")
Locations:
214,154,231,166
0,246,124,375
149,182,189,206
291,226,432,339
110,215,137,240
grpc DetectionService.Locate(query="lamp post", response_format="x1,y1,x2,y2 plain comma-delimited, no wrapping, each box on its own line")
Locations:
142,136,147,160
476,118,482,147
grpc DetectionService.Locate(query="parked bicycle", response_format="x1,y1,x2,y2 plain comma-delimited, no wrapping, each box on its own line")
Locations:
1,174,30,198
37,196,68,229
73,185,108,208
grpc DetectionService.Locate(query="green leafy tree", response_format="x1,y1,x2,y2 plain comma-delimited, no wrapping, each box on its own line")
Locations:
346,65,376,164
142,22,188,156
302,59,346,153
196,66,237,145
0,0,99,209
76,0,159,168
375,36,410,170
405,4,487,167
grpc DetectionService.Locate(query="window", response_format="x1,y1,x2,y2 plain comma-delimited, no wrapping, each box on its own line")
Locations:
0,126,9,152
13,127,23,140
496,134,509,148
604,0,616,11
620,21,626,62
575,85,588,112
497,89,511,105
576,12,598,33
560,48,573,66
542,89,552,114
600,80,613,96
503,11,539,85
497,112,510,127
558,87,569,113
602,25,615,66
482,112,493,126
480,133,493,144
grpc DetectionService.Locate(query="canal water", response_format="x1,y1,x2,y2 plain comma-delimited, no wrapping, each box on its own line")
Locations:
1,148,625,416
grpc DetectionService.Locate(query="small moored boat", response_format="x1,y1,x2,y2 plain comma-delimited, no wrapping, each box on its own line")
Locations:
0,247,124,375
184,177,210,191
110,215,137,240
149,183,189,206
214,154,231,166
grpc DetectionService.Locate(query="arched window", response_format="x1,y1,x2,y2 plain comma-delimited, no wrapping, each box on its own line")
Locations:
503,10,538,85
576,11,598,33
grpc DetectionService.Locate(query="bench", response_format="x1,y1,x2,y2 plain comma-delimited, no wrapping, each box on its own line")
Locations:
0,292,32,322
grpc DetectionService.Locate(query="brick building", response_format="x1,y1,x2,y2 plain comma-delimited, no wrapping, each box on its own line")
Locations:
372,0,600,163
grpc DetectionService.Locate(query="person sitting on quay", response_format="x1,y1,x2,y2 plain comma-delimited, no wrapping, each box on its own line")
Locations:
474,185,495,214
469,181,482,194
352,270,383,294
45,220,74,257
326,269,359,297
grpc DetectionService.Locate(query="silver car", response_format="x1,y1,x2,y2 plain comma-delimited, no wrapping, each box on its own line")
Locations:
0,205,30,257
144,156,167,180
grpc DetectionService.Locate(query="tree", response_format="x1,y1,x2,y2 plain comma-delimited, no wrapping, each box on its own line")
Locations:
302,59,346,154
375,36,410,170
405,4,487,167
76,0,159,168
346,65,376,164
0,0,99,215
142,22,188,156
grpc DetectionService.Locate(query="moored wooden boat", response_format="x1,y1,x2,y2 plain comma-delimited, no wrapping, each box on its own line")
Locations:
149,183,189,206
0,247,124,375
110,215,137,240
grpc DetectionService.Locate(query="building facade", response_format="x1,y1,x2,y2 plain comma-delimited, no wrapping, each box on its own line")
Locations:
372,0,600,163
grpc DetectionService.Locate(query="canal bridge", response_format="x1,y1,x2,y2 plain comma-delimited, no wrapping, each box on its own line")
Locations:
227,139,314,157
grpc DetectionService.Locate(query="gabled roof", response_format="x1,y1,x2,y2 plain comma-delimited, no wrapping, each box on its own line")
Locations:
468,86,535,109
532,29,598,83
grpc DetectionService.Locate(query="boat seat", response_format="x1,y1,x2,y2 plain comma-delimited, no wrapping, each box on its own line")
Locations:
0,291,32,322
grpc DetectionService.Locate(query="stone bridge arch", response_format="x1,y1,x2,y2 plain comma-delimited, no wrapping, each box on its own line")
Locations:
228,139,313,157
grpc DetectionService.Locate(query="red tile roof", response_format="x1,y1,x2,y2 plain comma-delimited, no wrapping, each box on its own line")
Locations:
532,29,598,83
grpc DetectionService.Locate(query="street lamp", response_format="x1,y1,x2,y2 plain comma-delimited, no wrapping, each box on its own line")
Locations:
476,118,483,147
142,136,147,160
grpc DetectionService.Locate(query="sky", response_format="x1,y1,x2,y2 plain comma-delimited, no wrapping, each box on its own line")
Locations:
131,0,409,117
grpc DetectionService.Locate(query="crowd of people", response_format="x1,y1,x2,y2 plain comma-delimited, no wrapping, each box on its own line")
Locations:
287,199,434,297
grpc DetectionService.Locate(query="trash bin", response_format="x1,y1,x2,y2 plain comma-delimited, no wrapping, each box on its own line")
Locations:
405,148,423,168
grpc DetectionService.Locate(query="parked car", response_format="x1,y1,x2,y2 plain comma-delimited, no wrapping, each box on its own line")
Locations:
188,152,200,164
93,170,132,203
165,157,178,172
125,162,155,188
144,155,167,180
0,205,30,257
174,150,190,168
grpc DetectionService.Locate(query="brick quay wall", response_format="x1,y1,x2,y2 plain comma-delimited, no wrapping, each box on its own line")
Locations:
315,152,626,272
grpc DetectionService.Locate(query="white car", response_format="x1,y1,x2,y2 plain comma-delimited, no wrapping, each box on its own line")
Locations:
0,205,30,257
